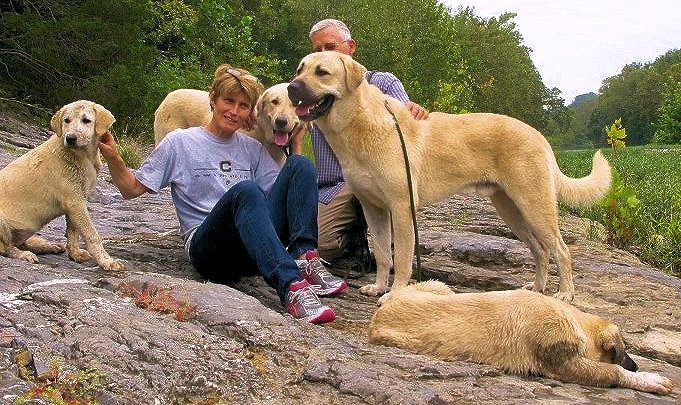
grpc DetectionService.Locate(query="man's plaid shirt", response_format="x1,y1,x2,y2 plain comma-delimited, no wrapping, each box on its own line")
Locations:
311,70,411,204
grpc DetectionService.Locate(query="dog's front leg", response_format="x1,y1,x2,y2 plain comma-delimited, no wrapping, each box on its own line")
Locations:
390,199,416,291
544,357,673,395
65,216,92,262
358,201,392,298
64,202,125,271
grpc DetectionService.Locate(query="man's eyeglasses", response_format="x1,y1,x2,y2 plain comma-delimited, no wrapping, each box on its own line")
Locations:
224,68,259,87
313,40,350,53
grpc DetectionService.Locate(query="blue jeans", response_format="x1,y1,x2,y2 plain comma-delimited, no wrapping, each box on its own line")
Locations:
188,155,318,302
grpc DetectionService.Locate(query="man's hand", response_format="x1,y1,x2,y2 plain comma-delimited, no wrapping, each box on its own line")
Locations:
405,101,429,120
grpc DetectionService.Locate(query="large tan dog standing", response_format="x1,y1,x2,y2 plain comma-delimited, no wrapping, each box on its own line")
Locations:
0,100,125,271
153,83,301,167
369,280,674,395
288,52,612,302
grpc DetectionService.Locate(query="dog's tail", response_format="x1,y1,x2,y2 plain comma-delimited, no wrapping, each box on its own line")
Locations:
557,150,612,206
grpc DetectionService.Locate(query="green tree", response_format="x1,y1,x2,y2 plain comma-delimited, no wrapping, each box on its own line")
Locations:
1,0,606,145
447,9,551,129
652,60,681,144
561,93,599,148
246,0,554,124
652,79,681,144
0,0,281,137
586,49,681,146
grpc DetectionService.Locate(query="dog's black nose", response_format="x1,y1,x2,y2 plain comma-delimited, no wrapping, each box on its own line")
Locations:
65,134,77,145
287,82,302,104
274,117,288,129
621,353,639,372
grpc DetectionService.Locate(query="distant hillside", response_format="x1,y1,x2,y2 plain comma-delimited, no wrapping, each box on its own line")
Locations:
569,92,598,108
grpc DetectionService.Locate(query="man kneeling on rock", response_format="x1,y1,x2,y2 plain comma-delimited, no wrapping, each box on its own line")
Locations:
98,64,346,324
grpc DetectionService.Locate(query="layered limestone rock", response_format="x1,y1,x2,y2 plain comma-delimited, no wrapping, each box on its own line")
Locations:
1,115,679,404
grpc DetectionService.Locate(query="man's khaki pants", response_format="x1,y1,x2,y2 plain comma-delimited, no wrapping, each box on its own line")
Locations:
317,184,364,262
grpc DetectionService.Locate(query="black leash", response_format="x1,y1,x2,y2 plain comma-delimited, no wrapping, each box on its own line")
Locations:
383,100,422,281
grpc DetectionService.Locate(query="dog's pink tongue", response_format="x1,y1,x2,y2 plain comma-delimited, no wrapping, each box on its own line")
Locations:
295,103,314,117
274,131,289,146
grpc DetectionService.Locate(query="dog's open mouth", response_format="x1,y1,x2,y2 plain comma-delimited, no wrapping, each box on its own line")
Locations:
295,95,334,121
273,130,291,147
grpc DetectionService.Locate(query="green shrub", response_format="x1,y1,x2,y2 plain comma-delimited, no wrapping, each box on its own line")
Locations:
598,169,640,247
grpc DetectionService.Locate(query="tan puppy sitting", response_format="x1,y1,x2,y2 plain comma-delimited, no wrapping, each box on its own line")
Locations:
153,84,300,167
0,100,125,271
288,52,612,303
369,280,674,395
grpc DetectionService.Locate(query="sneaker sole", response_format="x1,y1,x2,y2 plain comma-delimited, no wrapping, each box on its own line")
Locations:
305,308,336,324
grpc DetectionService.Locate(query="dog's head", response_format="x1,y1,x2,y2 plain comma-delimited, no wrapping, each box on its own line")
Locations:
50,100,115,148
287,52,367,121
254,83,301,148
596,323,638,371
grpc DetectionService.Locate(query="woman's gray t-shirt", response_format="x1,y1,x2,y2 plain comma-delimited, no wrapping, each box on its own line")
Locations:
134,126,280,246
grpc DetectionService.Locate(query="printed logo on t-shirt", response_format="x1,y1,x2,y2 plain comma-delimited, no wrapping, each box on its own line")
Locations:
191,159,251,187
220,160,232,172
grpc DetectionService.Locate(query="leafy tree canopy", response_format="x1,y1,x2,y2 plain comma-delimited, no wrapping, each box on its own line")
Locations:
2,0,676,147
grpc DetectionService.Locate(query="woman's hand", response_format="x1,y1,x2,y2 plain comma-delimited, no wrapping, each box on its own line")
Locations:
98,131,120,162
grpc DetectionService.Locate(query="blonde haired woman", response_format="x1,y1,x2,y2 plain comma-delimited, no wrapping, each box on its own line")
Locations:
99,65,346,324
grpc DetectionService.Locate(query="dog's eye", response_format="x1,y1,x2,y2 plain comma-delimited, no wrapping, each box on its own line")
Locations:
271,99,279,106
315,67,330,77
82,118,91,124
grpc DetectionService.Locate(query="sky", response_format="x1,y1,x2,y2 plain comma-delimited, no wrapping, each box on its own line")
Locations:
441,0,681,104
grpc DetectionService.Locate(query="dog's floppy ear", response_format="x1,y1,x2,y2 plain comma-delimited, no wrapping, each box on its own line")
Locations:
93,103,116,135
599,325,638,371
340,54,367,91
50,105,66,137
253,91,264,118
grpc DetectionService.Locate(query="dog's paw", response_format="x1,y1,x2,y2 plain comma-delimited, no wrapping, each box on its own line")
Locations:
376,291,392,306
45,243,66,254
359,284,388,297
68,248,92,263
521,282,535,291
634,372,674,395
102,259,126,272
522,282,547,294
18,251,39,264
553,291,575,303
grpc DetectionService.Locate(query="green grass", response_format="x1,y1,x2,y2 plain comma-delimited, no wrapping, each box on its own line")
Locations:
555,145,681,275
300,130,314,161
116,136,144,169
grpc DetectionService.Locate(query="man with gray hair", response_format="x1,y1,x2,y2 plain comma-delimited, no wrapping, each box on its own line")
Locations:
294,18,428,264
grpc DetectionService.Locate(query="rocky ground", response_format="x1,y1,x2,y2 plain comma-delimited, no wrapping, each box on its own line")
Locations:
0,114,680,404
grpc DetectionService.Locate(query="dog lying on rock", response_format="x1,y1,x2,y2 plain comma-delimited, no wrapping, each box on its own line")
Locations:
368,280,673,395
